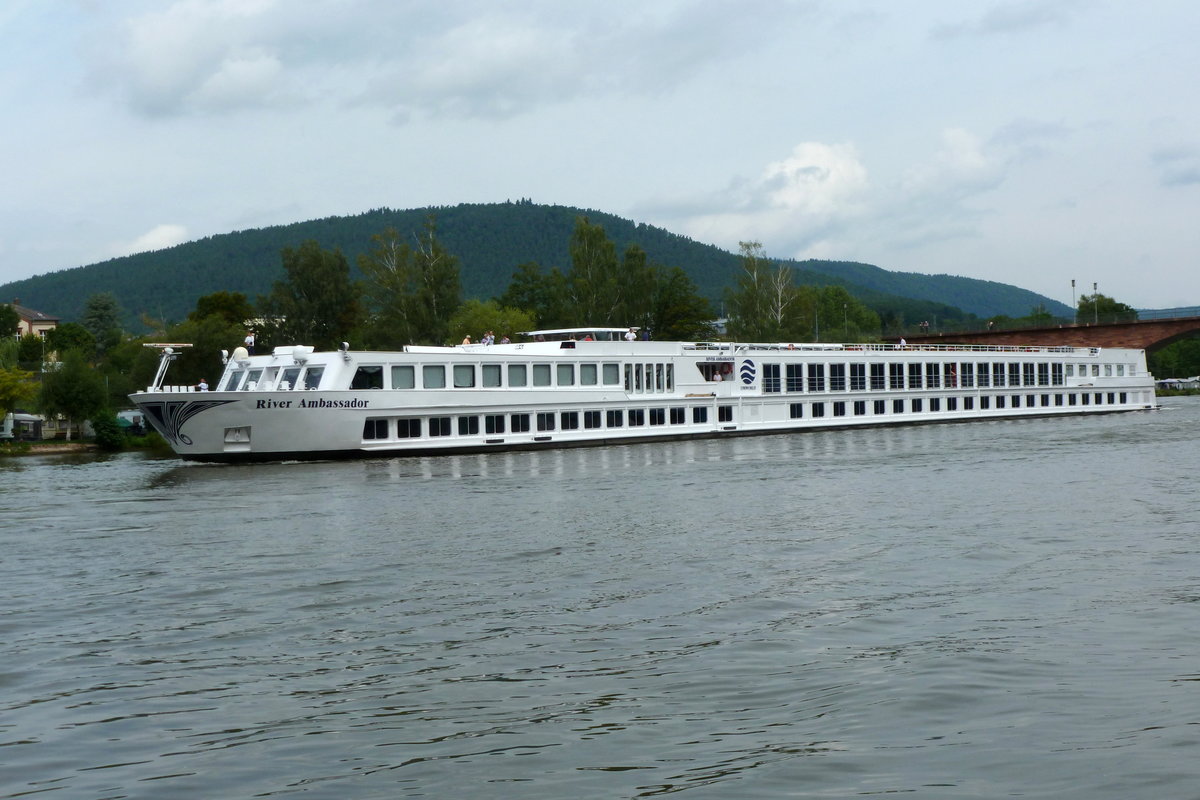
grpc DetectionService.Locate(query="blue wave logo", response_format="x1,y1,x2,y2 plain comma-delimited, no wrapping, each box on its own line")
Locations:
739,359,756,385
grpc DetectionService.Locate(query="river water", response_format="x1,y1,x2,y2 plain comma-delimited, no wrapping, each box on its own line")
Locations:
3,399,1199,799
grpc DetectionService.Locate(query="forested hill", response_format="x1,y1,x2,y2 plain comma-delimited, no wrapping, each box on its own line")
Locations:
0,201,1069,326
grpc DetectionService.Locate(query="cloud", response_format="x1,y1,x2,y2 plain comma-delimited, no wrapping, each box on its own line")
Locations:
933,0,1081,38
651,128,1010,262
1152,145,1200,187
116,224,189,257
86,0,800,121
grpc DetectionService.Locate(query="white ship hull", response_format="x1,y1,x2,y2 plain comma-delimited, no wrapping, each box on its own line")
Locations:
130,334,1158,463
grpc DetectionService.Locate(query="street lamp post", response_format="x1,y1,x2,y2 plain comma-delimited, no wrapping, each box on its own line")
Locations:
1093,282,1098,324
1071,280,1076,324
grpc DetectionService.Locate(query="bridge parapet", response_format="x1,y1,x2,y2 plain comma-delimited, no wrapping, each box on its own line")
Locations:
888,316,1200,352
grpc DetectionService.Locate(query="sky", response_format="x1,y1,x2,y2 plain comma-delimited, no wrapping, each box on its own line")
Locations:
2,0,1198,310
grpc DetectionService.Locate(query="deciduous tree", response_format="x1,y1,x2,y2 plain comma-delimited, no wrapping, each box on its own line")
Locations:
259,240,361,350
38,349,107,440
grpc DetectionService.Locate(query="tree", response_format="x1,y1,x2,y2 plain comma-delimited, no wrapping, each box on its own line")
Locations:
38,349,107,440
448,300,536,344
647,266,715,340
80,292,123,354
357,218,462,346
45,322,96,357
0,304,19,337
0,365,37,416
258,240,361,350
189,291,255,326
724,242,800,341
16,334,44,370
566,217,620,323
1078,292,1137,324
498,262,569,328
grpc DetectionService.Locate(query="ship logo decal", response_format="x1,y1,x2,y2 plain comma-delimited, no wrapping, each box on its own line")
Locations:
739,359,756,385
138,399,237,446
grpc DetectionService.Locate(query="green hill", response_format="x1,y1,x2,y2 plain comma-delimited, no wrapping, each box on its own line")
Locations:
0,201,1070,328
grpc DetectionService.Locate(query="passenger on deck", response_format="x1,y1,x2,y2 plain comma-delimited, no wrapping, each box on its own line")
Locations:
462,335,472,345
625,328,637,341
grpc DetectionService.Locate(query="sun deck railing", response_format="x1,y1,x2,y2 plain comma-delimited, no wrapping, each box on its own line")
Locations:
685,342,1101,356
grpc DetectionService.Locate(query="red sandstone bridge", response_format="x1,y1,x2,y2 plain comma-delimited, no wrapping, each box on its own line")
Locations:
885,309,1200,352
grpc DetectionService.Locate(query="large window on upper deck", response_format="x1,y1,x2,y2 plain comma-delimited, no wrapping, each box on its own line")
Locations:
482,364,502,387
603,363,620,385
453,364,475,388
581,364,598,385
280,366,302,391
391,365,415,389
351,366,384,390
302,366,324,390
532,364,552,386
508,364,527,387
423,364,446,389
557,364,575,386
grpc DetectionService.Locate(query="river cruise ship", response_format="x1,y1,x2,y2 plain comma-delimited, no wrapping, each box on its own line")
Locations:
130,328,1157,462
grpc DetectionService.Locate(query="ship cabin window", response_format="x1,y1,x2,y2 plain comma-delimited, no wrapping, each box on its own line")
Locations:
453,364,475,388
912,398,923,413
719,405,733,422
889,363,904,389
430,417,451,436
363,419,389,439
980,396,990,410
1081,393,1090,406
628,409,645,426
459,416,479,435
1037,363,1050,386
1104,364,1113,376
1041,394,1051,407
995,396,1006,409
390,364,414,389
485,415,505,434
1065,364,1074,377
961,363,974,388
870,363,885,390
873,400,885,414
351,366,384,390
241,369,263,390
533,364,552,386
1052,363,1064,385
790,402,803,419
581,364,598,385
511,414,531,432
607,410,623,427
670,407,686,424
557,364,574,385
1055,394,1065,406
224,370,245,391
812,402,825,417
786,364,804,391
536,412,555,431
829,364,846,391
944,363,957,388
585,410,602,428
963,397,973,410
1023,363,1036,386
946,397,957,411
1092,365,1100,377
650,408,665,425
279,366,302,391
693,407,708,423
482,364,502,387
302,366,324,390
561,411,579,430
763,363,781,393
854,400,867,415
1117,364,1125,376
929,398,941,412
808,363,826,392
397,418,421,438
603,363,620,385
850,363,866,390
976,363,990,387
509,364,527,387
925,363,940,389
892,399,904,414
1027,394,1037,407
423,365,446,389
907,363,922,389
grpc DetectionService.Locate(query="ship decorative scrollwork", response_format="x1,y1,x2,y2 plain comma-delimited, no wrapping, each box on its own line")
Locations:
139,399,237,445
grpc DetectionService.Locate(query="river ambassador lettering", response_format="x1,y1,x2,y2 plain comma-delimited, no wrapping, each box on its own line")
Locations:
255,398,370,409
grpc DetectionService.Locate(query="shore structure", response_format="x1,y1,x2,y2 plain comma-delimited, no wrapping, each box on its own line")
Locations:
130,328,1158,463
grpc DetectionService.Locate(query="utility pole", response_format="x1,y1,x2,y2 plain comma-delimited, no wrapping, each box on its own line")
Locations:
1093,282,1098,324
1071,280,1076,324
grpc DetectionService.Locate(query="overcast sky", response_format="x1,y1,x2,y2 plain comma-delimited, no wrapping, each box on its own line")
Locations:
3,0,1198,309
